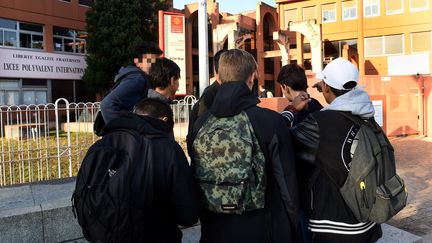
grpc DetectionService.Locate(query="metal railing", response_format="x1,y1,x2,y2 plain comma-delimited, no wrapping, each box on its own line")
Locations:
0,96,197,187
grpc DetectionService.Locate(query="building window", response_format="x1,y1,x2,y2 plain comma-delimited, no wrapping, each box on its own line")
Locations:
411,31,432,53
385,35,404,55
303,6,316,21
22,79,48,105
387,0,404,15
343,0,357,20
0,18,44,49
284,9,298,29
53,26,87,54
324,39,357,63
79,0,94,7
364,0,380,17
0,18,18,47
322,3,337,23
410,0,428,12
0,80,20,105
19,22,44,49
364,34,404,57
364,37,383,56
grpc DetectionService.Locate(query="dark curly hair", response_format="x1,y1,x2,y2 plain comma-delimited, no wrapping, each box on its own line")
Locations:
133,41,163,61
148,58,180,89
277,64,308,91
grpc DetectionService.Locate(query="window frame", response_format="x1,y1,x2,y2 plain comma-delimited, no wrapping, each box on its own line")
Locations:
302,6,317,21
284,8,298,29
53,26,87,54
386,0,404,15
411,31,432,54
342,0,358,20
364,0,380,18
78,0,93,7
364,36,383,57
384,34,405,55
364,34,405,57
0,18,44,50
322,3,337,23
410,0,429,12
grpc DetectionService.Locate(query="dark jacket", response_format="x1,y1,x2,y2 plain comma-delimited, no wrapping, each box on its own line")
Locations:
293,98,322,126
100,66,149,124
104,112,200,243
186,81,220,156
289,89,382,243
188,81,299,243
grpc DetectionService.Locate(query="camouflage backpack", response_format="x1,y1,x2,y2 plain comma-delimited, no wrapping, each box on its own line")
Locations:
192,111,266,214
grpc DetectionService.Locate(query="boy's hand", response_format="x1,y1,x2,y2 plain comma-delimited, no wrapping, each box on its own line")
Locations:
312,81,323,93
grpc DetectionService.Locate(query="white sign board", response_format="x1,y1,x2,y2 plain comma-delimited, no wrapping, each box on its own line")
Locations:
162,13,186,95
388,54,430,76
0,48,86,80
372,100,383,127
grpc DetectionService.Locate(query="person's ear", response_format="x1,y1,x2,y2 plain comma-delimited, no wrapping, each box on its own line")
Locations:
322,82,331,94
246,72,255,90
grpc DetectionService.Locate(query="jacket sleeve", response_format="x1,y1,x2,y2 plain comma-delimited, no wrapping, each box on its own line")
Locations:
186,102,199,157
100,75,149,124
168,143,200,226
269,117,299,235
290,114,320,164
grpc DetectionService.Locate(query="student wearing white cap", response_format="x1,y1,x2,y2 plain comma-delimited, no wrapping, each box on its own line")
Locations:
283,58,382,243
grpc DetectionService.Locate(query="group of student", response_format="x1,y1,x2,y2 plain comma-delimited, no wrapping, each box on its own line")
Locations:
77,41,384,243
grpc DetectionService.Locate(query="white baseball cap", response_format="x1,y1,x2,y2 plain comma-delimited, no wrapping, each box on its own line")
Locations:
315,58,358,90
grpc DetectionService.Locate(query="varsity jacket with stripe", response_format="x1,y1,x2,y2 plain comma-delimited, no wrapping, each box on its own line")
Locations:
285,89,382,242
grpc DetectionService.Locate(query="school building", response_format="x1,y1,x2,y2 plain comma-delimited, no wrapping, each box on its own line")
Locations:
275,0,432,136
1,0,431,136
175,0,432,136
0,0,96,104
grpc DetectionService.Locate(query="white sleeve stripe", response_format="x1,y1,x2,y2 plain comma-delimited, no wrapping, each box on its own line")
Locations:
309,221,375,231
280,110,294,122
309,219,372,227
308,222,376,235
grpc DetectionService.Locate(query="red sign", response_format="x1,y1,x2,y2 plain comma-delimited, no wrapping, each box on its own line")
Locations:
171,16,183,33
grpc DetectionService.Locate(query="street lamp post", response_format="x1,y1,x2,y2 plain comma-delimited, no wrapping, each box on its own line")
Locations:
198,0,209,96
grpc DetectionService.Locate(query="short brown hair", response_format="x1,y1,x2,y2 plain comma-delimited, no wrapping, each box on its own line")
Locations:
218,49,257,83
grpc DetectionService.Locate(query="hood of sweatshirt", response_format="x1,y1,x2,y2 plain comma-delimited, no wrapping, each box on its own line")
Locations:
210,81,259,118
321,88,375,119
114,66,144,83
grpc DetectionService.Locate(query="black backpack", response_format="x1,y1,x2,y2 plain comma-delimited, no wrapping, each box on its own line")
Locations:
94,70,146,136
72,128,154,243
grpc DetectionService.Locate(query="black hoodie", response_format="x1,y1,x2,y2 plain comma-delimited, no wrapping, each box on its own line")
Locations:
188,81,300,243
104,112,200,243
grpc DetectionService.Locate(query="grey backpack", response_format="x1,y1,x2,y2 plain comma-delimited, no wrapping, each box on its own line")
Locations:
338,112,408,223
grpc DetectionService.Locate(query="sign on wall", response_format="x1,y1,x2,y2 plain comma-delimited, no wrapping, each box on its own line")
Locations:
388,54,430,76
159,11,186,95
0,48,86,80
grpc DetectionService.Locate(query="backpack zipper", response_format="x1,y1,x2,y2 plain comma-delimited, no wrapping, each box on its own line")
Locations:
198,179,246,186
310,189,314,210
360,181,369,208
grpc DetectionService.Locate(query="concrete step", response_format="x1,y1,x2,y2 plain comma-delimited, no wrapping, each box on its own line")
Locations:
0,178,425,243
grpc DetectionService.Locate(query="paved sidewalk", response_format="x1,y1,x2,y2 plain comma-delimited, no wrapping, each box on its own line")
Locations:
387,136,432,239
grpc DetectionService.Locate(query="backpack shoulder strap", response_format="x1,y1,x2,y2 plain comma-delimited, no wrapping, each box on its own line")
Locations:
337,111,366,126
